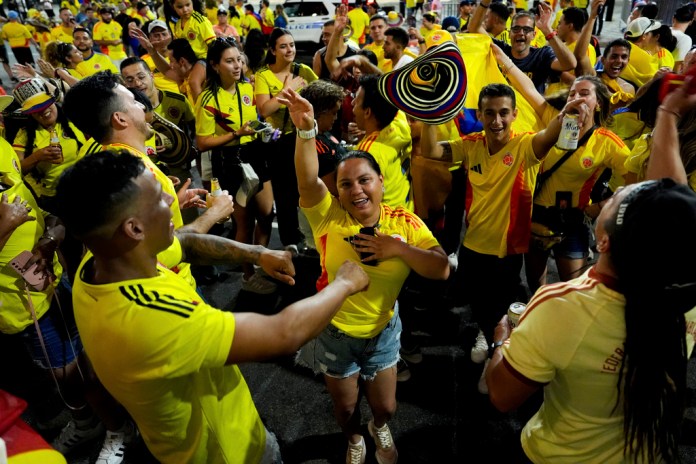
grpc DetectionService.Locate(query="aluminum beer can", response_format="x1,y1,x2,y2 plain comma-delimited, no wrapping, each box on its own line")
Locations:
556,113,580,150
508,302,527,329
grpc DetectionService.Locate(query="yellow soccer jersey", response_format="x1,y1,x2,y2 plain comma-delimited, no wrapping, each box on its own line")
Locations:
303,192,440,338
73,245,266,464
13,121,87,197
503,267,629,463
92,20,126,60
50,25,74,43
2,22,32,48
156,89,195,127
0,139,62,335
173,11,215,59
195,84,257,146
205,6,218,24
254,64,317,133
347,7,370,43
656,47,675,70
535,128,629,210
76,51,119,76
451,131,540,257
358,131,413,211
262,7,274,29
142,53,181,93
493,29,510,45
240,13,261,36
32,28,52,50
363,42,390,72
377,111,412,168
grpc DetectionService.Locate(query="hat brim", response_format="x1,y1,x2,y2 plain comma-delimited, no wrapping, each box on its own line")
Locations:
386,18,404,27
22,97,55,115
0,96,14,113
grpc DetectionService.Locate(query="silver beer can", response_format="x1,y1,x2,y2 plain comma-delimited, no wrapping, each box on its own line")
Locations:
508,302,527,329
556,113,580,150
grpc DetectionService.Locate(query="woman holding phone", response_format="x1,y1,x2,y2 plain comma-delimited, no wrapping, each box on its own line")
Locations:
195,37,276,294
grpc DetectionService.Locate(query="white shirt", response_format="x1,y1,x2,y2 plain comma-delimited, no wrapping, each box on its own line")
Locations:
671,28,692,63
393,53,415,69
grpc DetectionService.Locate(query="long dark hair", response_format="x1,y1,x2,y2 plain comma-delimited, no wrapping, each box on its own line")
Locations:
205,37,241,112
573,75,613,127
265,27,292,65
606,179,696,462
245,29,267,71
25,103,82,157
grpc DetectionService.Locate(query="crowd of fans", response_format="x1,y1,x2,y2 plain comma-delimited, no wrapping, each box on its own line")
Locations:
1,0,696,462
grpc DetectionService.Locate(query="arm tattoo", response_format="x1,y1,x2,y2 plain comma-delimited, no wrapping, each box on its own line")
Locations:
178,233,260,266
440,142,453,162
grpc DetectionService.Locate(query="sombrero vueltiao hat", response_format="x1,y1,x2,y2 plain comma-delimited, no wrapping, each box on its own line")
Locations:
377,41,466,125
385,10,404,27
13,78,56,114
150,111,197,168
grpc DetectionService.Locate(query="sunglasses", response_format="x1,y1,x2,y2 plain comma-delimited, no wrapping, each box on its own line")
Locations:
510,26,535,34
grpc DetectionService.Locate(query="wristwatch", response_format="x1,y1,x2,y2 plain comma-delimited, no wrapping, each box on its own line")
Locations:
297,119,318,140
489,340,504,358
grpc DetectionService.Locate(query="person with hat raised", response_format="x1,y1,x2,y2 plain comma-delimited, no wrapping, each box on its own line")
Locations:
93,6,127,67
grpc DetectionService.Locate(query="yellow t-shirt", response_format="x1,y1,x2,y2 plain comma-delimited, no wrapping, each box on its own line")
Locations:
357,131,413,211
347,7,370,43
73,244,266,464
451,131,540,257
76,51,119,76
363,42,389,72
262,7,274,29
656,47,675,71
50,25,74,43
157,89,196,127
419,24,442,41
142,53,181,94
195,83,258,146
254,64,317,133
0,139,62,335
172,11,215,60
535,127,629,210
240,12,261,37
31,28,52,50
303,192,440,338
92,20,126,60
12,121,87,197
205,7,218,24
2,22,32,48
504,267,629,463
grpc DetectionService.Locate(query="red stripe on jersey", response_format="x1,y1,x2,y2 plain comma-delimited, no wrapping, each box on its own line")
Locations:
357,133,378,152
578,169,601,210
506,161,533,255
316,234,329,292
520,277,599,325
464,175,473,228
596,128,625,147
462,133,486,142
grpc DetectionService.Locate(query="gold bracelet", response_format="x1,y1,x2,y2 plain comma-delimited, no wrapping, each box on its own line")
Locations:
658,106,681,119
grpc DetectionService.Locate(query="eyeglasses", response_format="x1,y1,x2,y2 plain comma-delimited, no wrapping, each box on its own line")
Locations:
123,73,150,85
510,26,535,34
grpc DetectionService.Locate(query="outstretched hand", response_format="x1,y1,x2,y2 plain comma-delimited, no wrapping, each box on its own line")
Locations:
177,178,208,209
277,88,315,131
258,249,296,286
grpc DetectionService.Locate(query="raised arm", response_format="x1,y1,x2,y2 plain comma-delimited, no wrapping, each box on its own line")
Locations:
646,84,696,184
492,43,547,118
537,3,576,72
325,5,348,77
574,0,604,77
531,98,590,160
420,123,450,161
227,260,368,363
467,0,488,34
130,27,183,84
276,88,329,208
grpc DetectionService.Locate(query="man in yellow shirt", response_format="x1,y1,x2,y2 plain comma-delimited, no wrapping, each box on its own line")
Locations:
51,7,76,42
363,15,390,70
2,10,35,65
260,0,274,34
420,83,575,381
140,20,181,93
347,0,370,45
241,4,262,38
93,6,127,66
73,27,119,76
55,149,367,464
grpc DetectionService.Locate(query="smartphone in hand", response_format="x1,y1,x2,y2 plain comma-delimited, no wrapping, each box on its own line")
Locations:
9,250,53,291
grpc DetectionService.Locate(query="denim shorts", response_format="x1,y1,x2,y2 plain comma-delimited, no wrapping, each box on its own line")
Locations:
553,222,590,260
19,284,83,370
297,307,401,381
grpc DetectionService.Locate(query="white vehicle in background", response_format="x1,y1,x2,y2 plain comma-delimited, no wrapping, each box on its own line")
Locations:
282,0,400,48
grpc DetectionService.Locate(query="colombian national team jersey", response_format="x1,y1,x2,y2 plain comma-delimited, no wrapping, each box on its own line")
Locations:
357,131,413,211
76,51,119,76
535,127,629,210
50,25,74,43
12,121,87,197
303,192,440,338
346,7,369,43
195,83,257,146
363,42,390,72
0,139,62,335
73,242,266,464
156,89,195,128
1,22,32,48
503,268,628,463
142,54,181,93
254,64,317,133
92,20,126,60
656,47,675,70
450,131,540,257
172,11,215,60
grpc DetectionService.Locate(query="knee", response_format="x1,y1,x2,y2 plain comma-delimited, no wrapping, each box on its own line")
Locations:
370,397,397,421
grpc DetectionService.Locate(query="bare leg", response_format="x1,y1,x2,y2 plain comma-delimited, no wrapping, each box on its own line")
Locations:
556,256,587,282
324,373,363,444
363,366,397,427
252,181,274,248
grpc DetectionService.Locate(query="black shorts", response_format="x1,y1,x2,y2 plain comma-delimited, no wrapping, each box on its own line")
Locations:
11,47,35,65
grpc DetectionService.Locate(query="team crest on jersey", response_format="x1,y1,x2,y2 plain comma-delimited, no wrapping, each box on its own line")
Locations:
95,64,101,69
187,31,196,40
242,95,252,105
146,146,156,157
581,156,594,168
502,153,514,167
168,107,181,119
431,33,442,42
12,158,20,173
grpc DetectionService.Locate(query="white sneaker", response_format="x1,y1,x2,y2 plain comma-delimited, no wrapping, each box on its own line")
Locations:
470,330,488,364
52,419,105,455
478,359,490,394
368,420,398,464
346,436,366,464
241,271,278,294
96,421,138,464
